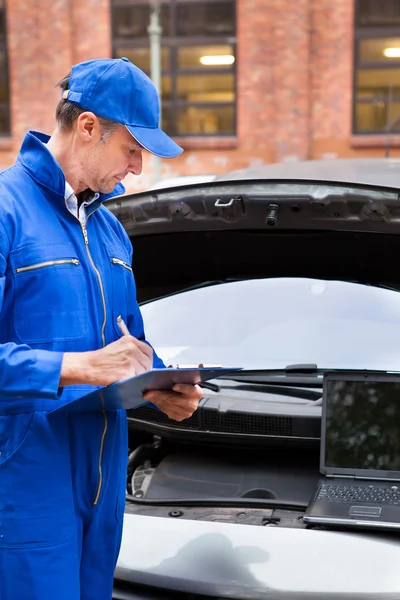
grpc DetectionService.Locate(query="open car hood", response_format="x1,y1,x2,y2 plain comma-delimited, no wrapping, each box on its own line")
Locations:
105,160,400,302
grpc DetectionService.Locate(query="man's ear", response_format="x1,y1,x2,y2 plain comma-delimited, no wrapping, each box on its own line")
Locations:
76,112,101,143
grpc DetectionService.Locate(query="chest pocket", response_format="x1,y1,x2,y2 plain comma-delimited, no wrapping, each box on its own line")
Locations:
10,243,88,344
104,242,134,339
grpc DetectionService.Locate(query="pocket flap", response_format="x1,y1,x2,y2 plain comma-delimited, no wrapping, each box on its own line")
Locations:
103,241,131,265
0,413,34,468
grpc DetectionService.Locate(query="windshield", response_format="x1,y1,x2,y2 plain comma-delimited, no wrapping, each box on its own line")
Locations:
140,278,400,371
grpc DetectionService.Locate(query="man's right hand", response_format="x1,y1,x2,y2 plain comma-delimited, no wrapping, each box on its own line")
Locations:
59,335,153,387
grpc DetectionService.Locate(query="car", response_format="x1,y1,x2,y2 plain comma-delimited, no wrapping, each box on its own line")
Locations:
148,174,217,190
105,158,400,600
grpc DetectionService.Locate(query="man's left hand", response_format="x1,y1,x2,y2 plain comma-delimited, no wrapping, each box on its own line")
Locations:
143,383,203,421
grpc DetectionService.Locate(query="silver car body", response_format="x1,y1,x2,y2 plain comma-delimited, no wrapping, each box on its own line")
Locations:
117,513,400,598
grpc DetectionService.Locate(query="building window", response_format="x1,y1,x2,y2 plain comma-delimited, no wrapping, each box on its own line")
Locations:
354,0,400,134
112,0,236,137
0,0,10,135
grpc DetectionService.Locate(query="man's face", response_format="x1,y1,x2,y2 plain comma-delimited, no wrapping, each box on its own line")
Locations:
83,124,143,194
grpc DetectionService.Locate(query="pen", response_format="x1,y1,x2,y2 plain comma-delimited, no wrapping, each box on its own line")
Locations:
117,315,130,337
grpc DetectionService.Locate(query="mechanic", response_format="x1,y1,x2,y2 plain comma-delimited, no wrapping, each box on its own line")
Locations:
0,57,202,600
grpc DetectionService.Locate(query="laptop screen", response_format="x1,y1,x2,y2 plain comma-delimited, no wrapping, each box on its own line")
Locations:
324,378,400,472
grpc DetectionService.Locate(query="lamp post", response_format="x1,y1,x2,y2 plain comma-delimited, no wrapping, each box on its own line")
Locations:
147,0,162,185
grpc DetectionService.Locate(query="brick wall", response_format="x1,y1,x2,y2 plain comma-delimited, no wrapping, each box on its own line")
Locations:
0,0,395,194
310,0,355,159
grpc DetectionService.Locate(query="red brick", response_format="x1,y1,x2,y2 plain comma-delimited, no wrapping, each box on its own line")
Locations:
0,0,396,193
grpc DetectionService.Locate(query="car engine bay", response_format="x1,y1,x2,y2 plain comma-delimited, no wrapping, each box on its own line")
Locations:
125,389,322,531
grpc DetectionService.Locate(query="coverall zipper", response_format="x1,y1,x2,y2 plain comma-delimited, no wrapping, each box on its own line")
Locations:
111,257,133,272
81,222,108,505
16,258,79,273
64,196,108,506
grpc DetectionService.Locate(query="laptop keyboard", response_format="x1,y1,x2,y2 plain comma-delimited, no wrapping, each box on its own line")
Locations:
317,484,400,505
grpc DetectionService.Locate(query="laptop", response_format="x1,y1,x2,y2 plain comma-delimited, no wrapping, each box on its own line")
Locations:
304,371,400,530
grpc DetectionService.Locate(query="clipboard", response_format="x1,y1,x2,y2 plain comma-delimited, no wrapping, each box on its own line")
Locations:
50,366,242,413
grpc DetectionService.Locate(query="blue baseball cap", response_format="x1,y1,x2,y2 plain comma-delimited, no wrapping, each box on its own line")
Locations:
61,57,183,159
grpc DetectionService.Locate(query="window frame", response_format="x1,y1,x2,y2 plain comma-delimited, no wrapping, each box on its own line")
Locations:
111,0,237,138
353,1,400,135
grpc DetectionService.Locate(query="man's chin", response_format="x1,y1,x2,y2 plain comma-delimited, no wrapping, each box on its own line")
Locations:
98,180,119,195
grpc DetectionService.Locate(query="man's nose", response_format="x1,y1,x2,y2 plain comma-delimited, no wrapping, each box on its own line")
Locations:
129,150,143,176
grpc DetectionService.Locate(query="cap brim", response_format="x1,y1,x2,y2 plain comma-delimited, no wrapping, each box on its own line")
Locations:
126,125,183,158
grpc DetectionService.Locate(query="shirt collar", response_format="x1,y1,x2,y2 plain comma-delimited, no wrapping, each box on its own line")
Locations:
64,181,100,206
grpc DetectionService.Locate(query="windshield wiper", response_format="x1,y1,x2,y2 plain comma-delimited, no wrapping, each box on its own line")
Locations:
199,365,321,393
198,365,320,393
126,494,307,511
284,363,318,373
219,364,400,388
200,381,221,392
217,364,323,387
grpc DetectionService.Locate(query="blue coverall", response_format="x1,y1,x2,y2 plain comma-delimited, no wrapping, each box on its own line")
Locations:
0,131,164,600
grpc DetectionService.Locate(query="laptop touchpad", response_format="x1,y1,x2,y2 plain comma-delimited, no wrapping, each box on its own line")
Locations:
349,506,382,517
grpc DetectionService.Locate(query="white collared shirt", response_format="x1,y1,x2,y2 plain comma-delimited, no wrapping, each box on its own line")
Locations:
64,181,100,227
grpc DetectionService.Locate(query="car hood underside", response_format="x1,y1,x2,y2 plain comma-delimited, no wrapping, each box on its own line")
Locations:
129,229,400,303
105,181,400,302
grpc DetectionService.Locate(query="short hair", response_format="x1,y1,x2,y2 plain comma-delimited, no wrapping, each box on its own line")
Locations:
55,73,118,140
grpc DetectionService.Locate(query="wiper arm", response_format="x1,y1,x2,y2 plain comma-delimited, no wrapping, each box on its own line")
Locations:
126,494,307,511
224,363,320,377
235,363,319,375
218,364,323,387
284,363,318,373
198,366,319,394
200,381,220,393
200,366,320,393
